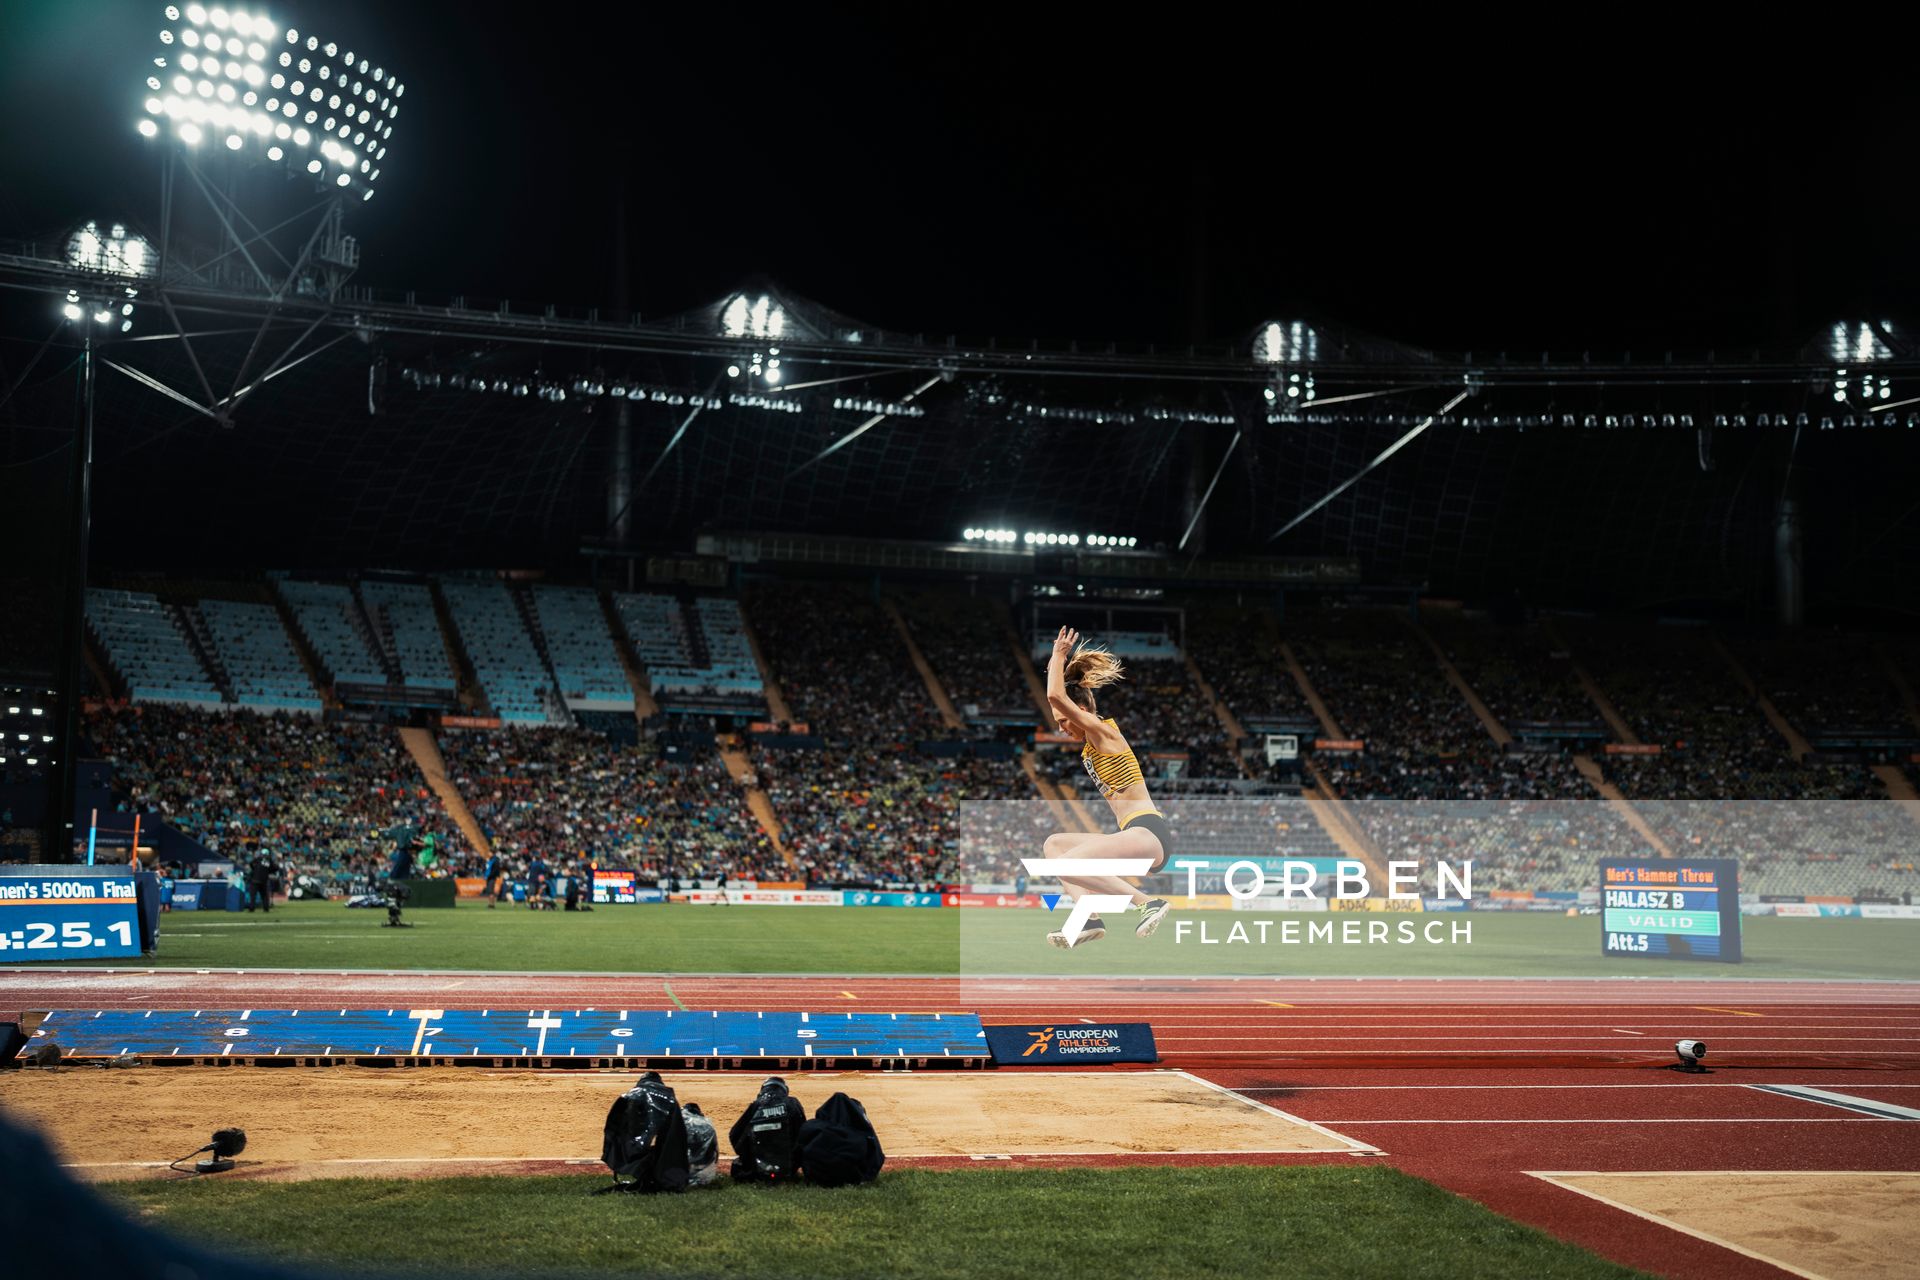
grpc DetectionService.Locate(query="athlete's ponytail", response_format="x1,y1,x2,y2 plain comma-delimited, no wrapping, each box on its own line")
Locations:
1064,644,1124,710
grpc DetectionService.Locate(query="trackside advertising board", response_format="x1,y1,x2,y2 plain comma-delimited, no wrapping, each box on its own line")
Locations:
984,1022,1158,1064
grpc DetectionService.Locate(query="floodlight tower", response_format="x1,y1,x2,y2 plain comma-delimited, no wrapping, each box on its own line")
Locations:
135,2,405,424
43,3,409,861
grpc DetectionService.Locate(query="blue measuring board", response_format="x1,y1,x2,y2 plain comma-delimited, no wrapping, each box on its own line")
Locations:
35,1009,989,1061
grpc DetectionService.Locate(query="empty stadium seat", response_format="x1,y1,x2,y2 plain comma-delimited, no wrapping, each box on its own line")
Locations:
277,579,388,687
198,599,322,713
359,581,457,691
85,588,223,707
440,579,560,725
529,585,633,709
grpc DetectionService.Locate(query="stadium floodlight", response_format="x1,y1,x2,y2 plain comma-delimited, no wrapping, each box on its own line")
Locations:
1254,319,1320,365
720,293,788,339
65,221,155,279
139,6,402,200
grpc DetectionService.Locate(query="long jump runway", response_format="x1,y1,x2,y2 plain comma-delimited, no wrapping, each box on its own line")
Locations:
6,970,1920,1279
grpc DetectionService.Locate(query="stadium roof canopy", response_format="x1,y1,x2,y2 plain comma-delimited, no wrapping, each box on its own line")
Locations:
2,226,1917,613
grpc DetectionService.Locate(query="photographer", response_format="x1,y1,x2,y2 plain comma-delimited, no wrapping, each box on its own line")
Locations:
388,826,420,884
245,850,275,913
728,1076,805,1183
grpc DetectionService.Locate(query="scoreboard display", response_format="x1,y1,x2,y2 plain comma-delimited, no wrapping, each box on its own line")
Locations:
1600,857,1741,964
0,868,146,962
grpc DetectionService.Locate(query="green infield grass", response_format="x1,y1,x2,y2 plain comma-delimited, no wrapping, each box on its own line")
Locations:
103,1165,1646,1279
21,900,1919,979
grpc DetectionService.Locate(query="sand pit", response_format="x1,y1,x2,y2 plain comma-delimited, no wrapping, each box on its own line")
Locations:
1535,1171,1920,1280
1,1066,1365,1180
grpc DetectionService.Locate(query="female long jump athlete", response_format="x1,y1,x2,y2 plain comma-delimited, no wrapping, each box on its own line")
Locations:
1040,626,1173,948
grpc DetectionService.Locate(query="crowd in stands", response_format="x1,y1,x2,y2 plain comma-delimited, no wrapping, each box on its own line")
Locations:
754,744,1030,886
1290,608,1591,801
84,702,463,893
43,578,1920,904
742,582,946,743
1566,620,1883,800
1723,627,1910,736
896,590,1034,722
1424,609,1598,726
440,726,783,883
1184,606,1312,727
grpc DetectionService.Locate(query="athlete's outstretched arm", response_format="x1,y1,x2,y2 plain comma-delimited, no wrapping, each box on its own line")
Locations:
1046,627,1105,735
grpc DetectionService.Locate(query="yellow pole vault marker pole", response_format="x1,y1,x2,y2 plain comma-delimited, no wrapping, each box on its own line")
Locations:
1257,1001,1295,1007
841,991,860,1000
1693,1006,1762,1017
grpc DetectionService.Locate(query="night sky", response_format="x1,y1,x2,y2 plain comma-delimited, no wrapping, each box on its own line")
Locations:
1,3,1912,355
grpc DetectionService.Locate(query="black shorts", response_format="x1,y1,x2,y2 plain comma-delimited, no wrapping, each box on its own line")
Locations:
1121,811,1174,873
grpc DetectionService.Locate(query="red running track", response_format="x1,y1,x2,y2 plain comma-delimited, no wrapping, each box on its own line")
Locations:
5,969,1919,1279
6,970,1918,1069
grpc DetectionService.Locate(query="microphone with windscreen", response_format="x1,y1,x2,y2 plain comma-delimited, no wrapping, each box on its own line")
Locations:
171,1127,248,1174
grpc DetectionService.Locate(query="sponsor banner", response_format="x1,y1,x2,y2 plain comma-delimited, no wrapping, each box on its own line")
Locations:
842,890,943,908
1603,743,1663,755
756,881,804,891
1313,739,1365,752
441,715,502,729
1538,891,1580,901
1034,731,1078,747
1773,903,1821,918
455,877,486,898
1422,898,1470,912
1490,889,1534,900
750,721,811,735
1174,893,1239,911
169,882,202,911
1330,897,1424,913
1233,896,1330,912
1860,904,1920,920
1740,903,1779,916
725,889,845,906
945,893,1048,909
984,1022,1158,1065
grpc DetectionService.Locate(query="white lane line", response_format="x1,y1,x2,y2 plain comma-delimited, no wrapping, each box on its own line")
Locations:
1319,1117,1891,1125
1746,1085,1920,1120
1170,1069,1382,1155
1529,1172,1833,1280
1228,1090,1920,1097
1141,1035,1920,1042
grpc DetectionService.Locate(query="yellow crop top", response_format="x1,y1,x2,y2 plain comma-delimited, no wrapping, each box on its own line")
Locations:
1081,718,1146,798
